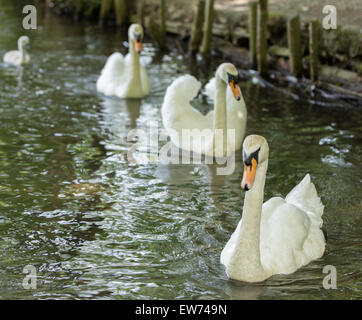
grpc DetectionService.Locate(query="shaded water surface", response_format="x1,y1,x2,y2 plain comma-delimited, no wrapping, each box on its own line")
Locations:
0,0,361,299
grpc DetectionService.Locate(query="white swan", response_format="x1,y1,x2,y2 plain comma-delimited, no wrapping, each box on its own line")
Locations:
3,36,30,66
161,63,247,158
96,24,150,99
221,135,326,282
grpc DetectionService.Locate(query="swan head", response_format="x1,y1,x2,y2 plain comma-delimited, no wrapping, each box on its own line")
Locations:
129,24,144,53
216,63,242,101
18,36,30,49
241,135,269,191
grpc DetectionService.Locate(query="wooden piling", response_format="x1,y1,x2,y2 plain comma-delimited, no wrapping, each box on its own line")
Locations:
136,0,144,25
200,0,214,57
189,0,206,53
257,0,268,74
159,0,167,49
248,1,257,68
309,20,319,82
114,0,127,26
74,0,83,21
287,15,303,77
99,0,113,25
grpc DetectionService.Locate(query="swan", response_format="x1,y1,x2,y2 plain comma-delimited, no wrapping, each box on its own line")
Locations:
221,135,326,282
161,63,247,158
96,24,150,99
3,36,30,66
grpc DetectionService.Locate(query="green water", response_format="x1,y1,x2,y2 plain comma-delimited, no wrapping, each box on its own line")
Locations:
0,0,361,299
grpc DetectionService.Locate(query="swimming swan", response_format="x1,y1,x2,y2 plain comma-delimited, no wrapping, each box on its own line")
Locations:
96,24,150,99
161,63,247,158
3,36,30,66
221,135,326,282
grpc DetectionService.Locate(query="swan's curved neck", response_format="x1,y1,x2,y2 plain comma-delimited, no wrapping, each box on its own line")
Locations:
213,76,227,157
128,36,141,88
227,159,270,281
18,43,27,64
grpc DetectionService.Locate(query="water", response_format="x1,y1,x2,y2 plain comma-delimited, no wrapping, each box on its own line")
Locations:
0,0,361,300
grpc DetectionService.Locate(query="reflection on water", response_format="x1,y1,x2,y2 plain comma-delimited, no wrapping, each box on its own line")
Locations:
0,0,361,299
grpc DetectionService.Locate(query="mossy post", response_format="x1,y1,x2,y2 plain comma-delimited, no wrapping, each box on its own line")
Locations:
189,0,206,53
200,0,214,57
159,0,167,50
74,0,83,21
309,20,319,82
257,0,268,74
136,0,144,25
114,0,127,26
287,15,302,77
99,0,113,25
248,1,257,68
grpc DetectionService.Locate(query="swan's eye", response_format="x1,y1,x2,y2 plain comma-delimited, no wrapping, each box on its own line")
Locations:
243,147,261,165
134,33,142,42
227,73,239,88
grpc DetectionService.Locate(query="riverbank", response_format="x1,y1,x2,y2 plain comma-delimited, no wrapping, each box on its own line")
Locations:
38,0,362,99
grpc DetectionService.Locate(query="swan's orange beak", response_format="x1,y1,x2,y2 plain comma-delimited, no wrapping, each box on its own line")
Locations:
241,157,257,191
134,39,143,53
229,80,242,101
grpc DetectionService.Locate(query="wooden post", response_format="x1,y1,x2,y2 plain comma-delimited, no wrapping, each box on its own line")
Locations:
200,0,214,57
189,0,206,53
287,15,303,77
99,0,113,25
309,20,319,82
248,1,257,68
136,0,144,25
257,0,268,74
114,0,127,26
159,0,167,49
74,0,83,21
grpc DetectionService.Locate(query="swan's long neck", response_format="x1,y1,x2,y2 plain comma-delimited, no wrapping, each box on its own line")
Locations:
226,159,270,282
129,36,141,85
213,76,227,157
18,42,27,64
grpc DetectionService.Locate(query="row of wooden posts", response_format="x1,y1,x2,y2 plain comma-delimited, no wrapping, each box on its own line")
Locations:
97,0,320,82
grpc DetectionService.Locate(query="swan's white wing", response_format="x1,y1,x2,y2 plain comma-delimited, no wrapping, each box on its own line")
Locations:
162,74,213,131
260,177,326,275
96,52,126,96
162,74,215,154
204,77,216,101
3,50,27,66
226,91,247,152
220,219,242,267
140,64,150,96
285,174,324,219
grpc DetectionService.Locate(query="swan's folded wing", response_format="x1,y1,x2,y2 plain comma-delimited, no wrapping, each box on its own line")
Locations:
96,52,126,95
204,77,216,101
220,219,242,267
3,50,20,65
140,64,150,96
285,174,324,219
261,200,314,274
162,74,205,127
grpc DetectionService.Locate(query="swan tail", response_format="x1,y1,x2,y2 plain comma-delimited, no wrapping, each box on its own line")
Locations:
96,52,125,94
204,77,216,101
285,174,324,219
162,74,202,124
164,75,201,105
